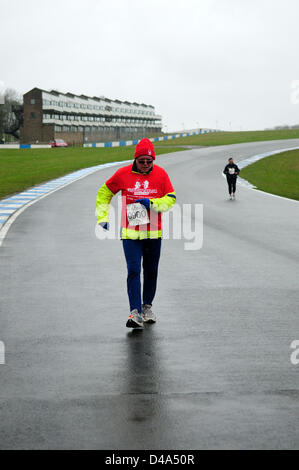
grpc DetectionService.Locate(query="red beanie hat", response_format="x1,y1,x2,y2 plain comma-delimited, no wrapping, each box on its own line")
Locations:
134,138,156,160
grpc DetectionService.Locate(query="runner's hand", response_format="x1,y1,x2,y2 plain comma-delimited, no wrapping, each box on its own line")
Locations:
134,198,150,210
99,222,109,230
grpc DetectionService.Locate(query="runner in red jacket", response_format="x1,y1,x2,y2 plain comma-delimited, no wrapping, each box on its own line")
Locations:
96,138,176,328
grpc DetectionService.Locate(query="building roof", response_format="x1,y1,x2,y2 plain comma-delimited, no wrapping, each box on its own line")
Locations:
23,87,155,109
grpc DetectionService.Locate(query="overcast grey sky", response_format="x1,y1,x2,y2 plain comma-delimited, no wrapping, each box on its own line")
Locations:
1,0,299,131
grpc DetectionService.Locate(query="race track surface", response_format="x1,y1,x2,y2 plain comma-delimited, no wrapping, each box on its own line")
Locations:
0,139,299,449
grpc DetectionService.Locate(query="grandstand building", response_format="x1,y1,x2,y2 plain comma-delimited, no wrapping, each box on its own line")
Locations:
20,88,162,145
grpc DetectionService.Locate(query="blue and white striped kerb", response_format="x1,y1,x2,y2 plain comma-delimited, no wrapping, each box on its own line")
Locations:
0,144,51,150
0,160,131,227
84,129,218,148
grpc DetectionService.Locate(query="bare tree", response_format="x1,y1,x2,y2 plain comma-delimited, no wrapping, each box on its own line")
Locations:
0,88,23,142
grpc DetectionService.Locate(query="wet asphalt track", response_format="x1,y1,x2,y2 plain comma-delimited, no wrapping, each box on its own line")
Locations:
0,139,299,449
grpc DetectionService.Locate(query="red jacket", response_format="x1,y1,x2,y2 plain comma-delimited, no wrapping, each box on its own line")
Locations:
96,162,176,239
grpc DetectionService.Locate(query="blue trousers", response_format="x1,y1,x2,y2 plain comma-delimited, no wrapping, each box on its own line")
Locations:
122,238,162,313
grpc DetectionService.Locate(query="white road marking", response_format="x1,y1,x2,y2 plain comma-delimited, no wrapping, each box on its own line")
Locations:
236,146,299,204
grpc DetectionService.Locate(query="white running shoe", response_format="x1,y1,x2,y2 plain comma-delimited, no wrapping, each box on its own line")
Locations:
126,309,144,328
142,304,157,324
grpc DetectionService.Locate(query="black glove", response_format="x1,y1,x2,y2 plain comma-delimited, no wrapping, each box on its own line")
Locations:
99,222,109,231
134,198,150,210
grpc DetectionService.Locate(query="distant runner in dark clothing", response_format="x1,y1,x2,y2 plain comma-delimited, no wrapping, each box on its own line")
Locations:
223,157,240,200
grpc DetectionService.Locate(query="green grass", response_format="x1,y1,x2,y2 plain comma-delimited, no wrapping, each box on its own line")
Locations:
240,149,299,201
0,146,184,199
157,129,299,147
2,129,299,201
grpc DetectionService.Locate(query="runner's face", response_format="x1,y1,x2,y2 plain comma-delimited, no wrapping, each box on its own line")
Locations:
229,159,233,164
136,156,154,173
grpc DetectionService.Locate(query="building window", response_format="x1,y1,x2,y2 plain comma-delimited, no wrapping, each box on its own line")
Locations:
30,99,36,104
78,126,84,132
63,126,70,132
55,125,61,132
85,126,90,132
71,126,77,132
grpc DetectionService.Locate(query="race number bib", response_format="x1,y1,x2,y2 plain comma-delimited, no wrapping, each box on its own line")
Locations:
228,168,235,175
127,203,149,226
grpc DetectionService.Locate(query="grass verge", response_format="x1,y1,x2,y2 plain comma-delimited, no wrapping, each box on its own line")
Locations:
0,146,184,200
240,149,299,201
157,129,299,147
